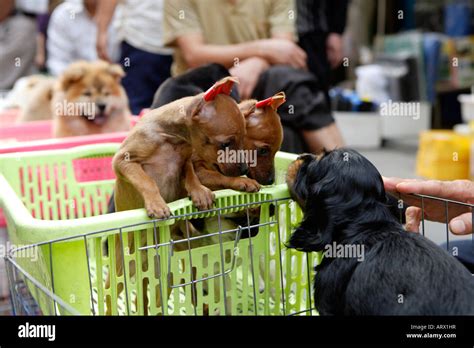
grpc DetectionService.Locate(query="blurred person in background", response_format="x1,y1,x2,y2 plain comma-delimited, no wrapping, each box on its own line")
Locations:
297,0,349,94
47,0,119,76
35,0,63,72
160,0,344,154
96,0,173,115
0,0,40,89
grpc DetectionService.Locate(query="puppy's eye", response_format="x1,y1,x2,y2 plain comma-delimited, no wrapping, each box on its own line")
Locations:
83,91,92,97
220,142,231,150
257,147,269,156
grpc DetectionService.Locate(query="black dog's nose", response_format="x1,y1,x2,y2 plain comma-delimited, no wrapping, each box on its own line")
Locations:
97,103,107,112
240,163,249,176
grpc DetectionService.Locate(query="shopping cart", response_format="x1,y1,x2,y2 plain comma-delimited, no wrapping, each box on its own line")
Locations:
2,144,472,315
1,144,319,315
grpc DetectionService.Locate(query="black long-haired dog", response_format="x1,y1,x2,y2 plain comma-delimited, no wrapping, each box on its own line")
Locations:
286,149,474,315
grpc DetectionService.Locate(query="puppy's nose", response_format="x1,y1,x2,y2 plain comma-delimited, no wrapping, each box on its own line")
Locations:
239,163,249,176
267,172,275,185
263,172,275,185
97,103,107,112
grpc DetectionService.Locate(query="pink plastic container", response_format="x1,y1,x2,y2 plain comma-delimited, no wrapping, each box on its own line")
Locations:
0,115,140,144
0,114,143,226
0,132,127,227
0,109,21,126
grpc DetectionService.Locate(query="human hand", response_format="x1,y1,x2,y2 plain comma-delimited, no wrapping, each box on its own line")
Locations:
96,30,111,62
383,177,474,235
259,39,307,70
326,33,344,69
229,57,269,99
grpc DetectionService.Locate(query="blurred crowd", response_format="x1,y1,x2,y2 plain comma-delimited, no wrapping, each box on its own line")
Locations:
0,0,353,153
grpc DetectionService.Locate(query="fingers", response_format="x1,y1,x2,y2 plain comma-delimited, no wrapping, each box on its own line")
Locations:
292,47,307,70
405,206,422,233
96,34,111,62
396,179,474,202
382,176,419,192
449,212,473,235
382,176,404,192
99,48,111,62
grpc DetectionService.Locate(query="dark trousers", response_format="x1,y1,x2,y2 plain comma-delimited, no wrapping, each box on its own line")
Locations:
441,240,474,273
120,41,172,115
152,63,334,154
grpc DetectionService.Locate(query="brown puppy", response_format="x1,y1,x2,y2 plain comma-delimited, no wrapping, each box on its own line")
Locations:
186,93,285,314
194,92,285,191
52,60,131,137
112,76,246,216
108,77,246,314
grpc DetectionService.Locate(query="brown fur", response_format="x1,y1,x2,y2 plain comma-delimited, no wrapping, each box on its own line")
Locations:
107,77,246,315
194,92,285,191
52,60,131,137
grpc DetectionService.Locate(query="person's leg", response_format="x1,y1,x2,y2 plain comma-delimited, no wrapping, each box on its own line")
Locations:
440,240,474,273
302,123,345,153
298,32,330,94
0,15,36,89
252,65,344,154
119,41,172,114
151,63,237,108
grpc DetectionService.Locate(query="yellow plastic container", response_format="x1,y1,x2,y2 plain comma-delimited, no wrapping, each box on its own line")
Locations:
416,130,471,180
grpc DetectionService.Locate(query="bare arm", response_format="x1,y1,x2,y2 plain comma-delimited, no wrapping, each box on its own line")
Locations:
176,34,263,69
177,33,307,70
96,0,118,33
95,0,118,61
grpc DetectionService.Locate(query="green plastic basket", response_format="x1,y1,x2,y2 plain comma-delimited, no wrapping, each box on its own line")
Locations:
0,144,319,315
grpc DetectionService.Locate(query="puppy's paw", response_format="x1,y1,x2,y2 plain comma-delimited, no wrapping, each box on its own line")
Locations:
230,177,261,193
189,185,215,211
145,198,171,219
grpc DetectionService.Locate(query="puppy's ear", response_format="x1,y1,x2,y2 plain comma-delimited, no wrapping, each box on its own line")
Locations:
203,76,239,102
239,100,256,118
188,95,206,120
256,92,286,110
59,64,86,90
108,63,125,81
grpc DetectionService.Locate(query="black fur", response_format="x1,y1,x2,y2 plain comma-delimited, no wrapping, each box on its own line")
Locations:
287,148,474,315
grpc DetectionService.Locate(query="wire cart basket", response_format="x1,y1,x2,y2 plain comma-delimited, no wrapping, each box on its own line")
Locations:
1,144,321,315
2,144,473,316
